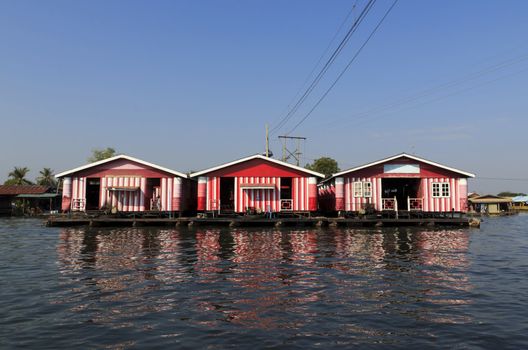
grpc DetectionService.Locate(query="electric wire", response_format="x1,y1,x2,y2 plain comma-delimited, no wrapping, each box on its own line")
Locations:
275,1,359,122
312,53,528,129
286,0,399,135
270,0,377,135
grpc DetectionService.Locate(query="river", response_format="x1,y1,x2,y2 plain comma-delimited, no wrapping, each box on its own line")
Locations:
1,215,527,349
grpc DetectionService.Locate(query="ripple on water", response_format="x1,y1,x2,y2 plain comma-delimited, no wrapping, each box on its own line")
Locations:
1,217,528,349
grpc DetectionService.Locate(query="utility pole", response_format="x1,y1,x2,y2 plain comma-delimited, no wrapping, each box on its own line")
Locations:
278,135,306,166
265,124,269,157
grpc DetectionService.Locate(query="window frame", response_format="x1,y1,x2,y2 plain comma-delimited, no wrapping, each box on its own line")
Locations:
353,181,372,198
353,181,363,198
432,182,450,198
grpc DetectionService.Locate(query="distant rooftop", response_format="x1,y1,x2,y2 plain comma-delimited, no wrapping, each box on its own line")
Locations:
0,185,50,196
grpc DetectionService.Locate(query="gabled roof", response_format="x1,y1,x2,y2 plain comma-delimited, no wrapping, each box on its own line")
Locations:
0,185,50,196
56,154,187,178
190,154,325,178
331,153,475,179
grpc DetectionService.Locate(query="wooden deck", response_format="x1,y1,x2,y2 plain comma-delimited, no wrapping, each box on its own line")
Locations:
46,215,480,228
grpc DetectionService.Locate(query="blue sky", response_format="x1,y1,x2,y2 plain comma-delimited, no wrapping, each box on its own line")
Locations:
1,0,527,194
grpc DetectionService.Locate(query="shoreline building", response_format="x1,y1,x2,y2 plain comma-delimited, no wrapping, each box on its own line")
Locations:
190,154,324,214
56,155,194,214
319,153,475,214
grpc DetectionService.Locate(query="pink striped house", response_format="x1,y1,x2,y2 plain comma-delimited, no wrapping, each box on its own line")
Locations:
190,155,324,214
56,155,194,213
319,153,475,214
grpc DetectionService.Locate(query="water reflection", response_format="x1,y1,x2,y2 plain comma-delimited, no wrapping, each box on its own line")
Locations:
55,226,474,337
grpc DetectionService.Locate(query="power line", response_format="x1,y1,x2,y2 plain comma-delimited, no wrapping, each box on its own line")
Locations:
312,52,528,130
270,0,377,135
275,1,359,121
286,0,399,135
476,177,528,182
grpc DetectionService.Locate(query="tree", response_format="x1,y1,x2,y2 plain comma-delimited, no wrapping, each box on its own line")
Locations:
4,167,33,185
497,191,526,197
305,157,340,178
88,147,117,163
36,168,58,188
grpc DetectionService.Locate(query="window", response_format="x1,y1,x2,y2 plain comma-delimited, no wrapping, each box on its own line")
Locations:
441,183,450,197
432,182,450,198
353,182,363,197
353,181,372,198
363,181,372,197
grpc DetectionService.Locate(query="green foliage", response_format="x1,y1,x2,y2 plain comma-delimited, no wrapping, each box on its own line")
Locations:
88,147,117,163
36,168,57,188
497,191,526,197
305,157,340,178
5,167,33,185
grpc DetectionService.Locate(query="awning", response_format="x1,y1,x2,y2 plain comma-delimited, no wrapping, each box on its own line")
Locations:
239,183,276,190
107,186,140,192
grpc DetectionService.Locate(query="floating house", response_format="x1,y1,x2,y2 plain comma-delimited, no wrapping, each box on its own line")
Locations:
0,185,60,216
190,154,325,214
56,155,194,213
511,195,528,211
468,195,513,215
319,153,475,213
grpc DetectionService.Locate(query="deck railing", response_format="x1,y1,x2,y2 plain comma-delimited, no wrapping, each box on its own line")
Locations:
71,199,85,211
407,197,423,211
382,197,397,211
280,199,293,211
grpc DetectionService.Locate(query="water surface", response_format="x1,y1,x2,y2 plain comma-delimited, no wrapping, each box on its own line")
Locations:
1,216,527,349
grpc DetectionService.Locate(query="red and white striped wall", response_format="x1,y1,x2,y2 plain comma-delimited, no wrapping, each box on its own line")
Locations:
234,177,280,213
329,176,469,212
100,177,144,211
63,176,183,212
421,177,467,212
343,177,383,212
197,176,318,212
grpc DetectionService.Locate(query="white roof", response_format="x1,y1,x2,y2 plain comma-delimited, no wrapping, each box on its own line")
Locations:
331,153,475,179
56,154,187,178
190,154,325,178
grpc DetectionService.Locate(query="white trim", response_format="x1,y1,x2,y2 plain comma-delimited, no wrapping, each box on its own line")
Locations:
189,154,325,178
56,154,188,179
432,182,450,198
331,153,475,178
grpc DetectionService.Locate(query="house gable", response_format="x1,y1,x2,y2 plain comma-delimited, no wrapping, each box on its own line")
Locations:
202,158,314,178
70,159,178,178
333,154,474,179
191,155,324,178
56,155,187,179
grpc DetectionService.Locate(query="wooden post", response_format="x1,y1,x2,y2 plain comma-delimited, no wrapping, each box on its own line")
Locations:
394,196,398,219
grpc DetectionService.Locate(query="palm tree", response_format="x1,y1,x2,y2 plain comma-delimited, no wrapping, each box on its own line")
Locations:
5,167,33,185
36,168,57,188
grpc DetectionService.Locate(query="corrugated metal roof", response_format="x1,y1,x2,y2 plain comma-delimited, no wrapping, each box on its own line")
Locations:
0,185,49,196
468,195,511,204
17,193,60,199
512,195,528,203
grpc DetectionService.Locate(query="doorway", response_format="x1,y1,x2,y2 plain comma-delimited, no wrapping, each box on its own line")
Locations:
280,178,292,211
382,178,420,210
85,178,100,210
220,177,234,211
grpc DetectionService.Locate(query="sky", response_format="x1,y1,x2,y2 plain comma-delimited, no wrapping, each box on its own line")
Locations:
1,0,527,194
